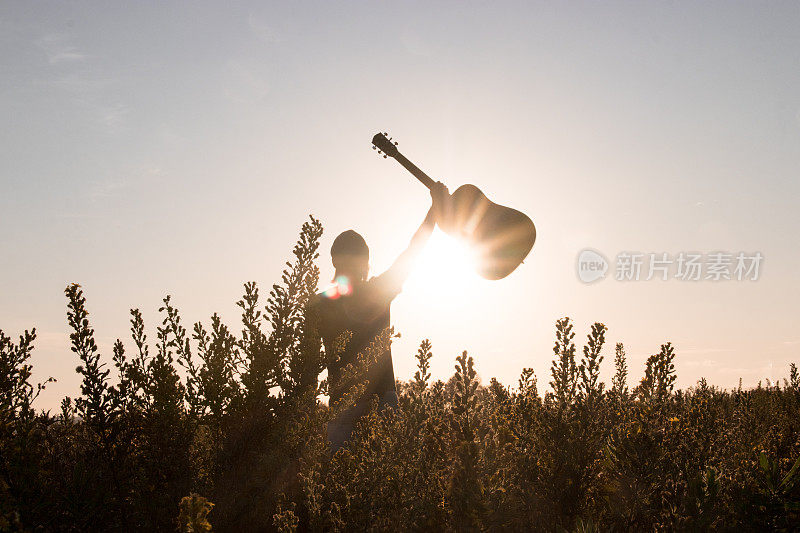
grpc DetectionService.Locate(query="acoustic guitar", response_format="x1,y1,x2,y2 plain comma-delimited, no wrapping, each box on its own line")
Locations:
372,132,536,280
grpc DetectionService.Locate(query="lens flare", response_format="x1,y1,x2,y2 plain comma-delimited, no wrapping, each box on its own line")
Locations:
336,275,352,296
323,275,353,299
323,284,340,299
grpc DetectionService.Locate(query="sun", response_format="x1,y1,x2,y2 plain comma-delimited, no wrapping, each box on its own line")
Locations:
403,228,484,302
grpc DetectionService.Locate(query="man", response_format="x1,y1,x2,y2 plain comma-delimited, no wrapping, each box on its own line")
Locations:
310,182,448,452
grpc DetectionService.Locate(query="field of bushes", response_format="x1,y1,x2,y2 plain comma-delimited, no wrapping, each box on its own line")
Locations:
2,217,799,531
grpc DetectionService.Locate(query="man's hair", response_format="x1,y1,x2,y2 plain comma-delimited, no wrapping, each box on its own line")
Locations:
331,230,369,258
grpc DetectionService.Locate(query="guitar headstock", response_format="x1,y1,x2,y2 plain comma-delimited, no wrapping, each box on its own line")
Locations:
371,132,399,159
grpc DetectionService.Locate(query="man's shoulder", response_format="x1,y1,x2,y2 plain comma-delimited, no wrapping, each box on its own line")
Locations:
366,271,403,301
308,291,329,309
308,290,346,313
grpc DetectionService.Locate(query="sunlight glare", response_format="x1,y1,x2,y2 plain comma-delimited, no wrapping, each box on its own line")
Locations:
404,229,486,306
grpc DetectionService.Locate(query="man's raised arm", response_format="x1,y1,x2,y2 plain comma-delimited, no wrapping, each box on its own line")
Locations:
375,182,449,294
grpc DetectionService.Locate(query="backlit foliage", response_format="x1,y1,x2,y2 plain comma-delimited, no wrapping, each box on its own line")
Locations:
1,216,798,531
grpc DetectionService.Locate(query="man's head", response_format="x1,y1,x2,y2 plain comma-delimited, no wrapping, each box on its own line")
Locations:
331,230,369,282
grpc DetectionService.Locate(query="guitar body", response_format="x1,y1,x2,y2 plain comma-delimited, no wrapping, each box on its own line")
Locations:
445,184,536,280
371,132,536,280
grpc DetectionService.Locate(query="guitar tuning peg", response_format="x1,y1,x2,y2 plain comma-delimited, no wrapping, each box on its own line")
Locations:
383,154,387,158
383,132,388,136
372,145,376,150
394,141,398,145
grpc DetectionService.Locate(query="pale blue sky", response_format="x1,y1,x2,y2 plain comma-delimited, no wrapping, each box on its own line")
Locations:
2,1,799,410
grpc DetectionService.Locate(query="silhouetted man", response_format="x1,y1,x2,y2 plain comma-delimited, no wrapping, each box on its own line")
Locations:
310,182,448,452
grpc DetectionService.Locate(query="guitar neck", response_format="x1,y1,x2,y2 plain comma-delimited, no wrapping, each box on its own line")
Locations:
392,152,436,190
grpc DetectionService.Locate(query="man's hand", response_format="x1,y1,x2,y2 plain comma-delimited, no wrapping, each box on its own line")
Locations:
429,181,450,227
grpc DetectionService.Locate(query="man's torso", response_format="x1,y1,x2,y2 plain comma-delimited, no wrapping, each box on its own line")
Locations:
310,275,400,405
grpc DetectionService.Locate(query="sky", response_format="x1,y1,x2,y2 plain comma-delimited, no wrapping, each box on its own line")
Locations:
1,1,799,411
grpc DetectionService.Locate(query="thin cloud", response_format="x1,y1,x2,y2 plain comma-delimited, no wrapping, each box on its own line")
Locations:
36,33,88,65
98,103,129,131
